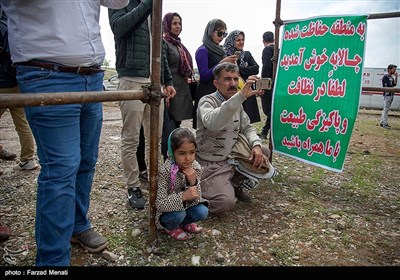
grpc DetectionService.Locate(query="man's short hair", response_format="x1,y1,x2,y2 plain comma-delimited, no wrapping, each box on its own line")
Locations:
388,64,397,71
213,62,239,79
263,31,274,43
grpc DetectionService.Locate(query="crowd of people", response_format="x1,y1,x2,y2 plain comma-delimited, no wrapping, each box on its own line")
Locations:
0,0,277,265
1,0,396,268
105,3,277,242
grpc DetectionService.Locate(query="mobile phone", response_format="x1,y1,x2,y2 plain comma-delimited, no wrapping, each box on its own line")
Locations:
252,78,272,90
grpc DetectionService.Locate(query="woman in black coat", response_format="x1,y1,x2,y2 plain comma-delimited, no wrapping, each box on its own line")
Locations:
224,30,260,123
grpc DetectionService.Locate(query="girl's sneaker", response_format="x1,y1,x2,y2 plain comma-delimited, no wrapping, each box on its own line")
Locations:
181,223,203,234
165,228,188,240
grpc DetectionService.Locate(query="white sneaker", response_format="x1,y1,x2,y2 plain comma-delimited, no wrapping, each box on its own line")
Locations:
14,159,39,171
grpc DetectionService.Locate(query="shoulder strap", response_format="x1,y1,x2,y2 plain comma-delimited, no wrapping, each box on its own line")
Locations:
0,6,7,26
0,8,9,52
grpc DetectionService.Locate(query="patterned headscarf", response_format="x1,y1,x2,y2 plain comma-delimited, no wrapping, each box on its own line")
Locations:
223,30,246,67
162,12,194,78
202,19,227,57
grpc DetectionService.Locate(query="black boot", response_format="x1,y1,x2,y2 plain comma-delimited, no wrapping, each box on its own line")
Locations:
234,187,252,203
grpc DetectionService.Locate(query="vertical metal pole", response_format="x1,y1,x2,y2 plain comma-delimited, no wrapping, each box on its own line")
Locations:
272,0,281,82
148,0,163,243
268,0,283,163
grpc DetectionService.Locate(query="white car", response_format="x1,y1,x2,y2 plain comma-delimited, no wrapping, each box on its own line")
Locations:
103,75,119,91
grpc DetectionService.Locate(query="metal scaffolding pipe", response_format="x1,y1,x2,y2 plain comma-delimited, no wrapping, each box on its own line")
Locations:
362,86,400,93
367,11,400,20
0,90,145,108
267,0,283,163
148,0,163,243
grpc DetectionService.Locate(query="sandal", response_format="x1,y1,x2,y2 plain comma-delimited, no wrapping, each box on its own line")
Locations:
165,227,188,241
181,223,203,234
0,222,10,241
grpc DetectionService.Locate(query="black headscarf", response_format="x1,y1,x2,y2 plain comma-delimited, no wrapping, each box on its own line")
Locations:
202,19,226,57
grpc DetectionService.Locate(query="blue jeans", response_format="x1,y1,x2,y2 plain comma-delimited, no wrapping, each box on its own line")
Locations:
17,65,104,266
159,204,208,230
381,94,394,125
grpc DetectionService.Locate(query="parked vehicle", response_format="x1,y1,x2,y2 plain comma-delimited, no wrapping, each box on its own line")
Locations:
360,67,400,110
103,75,119,91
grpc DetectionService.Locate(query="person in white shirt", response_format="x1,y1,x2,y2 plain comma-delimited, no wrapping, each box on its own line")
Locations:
0,0,129,266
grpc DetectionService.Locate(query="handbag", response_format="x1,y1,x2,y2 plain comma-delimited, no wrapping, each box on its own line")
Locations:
188,74,199,101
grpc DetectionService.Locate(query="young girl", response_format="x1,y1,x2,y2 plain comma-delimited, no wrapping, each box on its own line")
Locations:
156,128,209,240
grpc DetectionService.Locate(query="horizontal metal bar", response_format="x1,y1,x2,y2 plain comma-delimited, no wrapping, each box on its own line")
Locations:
1,87,398,108
0,89,145,108
367,11,400,20
362,86,400,93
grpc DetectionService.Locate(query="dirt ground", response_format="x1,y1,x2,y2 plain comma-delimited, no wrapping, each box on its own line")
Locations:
0,102,399,267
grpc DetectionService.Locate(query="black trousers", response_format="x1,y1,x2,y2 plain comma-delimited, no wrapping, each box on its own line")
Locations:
137,125,146,172
261,89,273,135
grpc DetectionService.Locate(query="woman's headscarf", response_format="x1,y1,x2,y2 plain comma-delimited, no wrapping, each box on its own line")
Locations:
223,30,246,67
162,12,194,78
202,19,227,57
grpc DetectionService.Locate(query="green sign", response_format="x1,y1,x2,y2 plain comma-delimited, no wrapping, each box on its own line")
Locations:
272,15,367,172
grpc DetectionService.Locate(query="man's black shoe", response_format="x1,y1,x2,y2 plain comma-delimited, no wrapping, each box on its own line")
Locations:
128,187,146,209
380,123,390,129
234,187,252,203
261,133,267,139
257,133,267,140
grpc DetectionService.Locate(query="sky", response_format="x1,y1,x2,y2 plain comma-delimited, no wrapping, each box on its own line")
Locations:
99,0,400,70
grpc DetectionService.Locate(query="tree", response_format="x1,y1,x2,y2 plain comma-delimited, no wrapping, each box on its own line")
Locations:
102,59,110,68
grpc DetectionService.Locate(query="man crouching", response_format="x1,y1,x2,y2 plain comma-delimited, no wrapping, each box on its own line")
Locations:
195,62,277,214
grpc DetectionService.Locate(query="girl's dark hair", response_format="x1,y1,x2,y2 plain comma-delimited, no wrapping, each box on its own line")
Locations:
169,128,196,154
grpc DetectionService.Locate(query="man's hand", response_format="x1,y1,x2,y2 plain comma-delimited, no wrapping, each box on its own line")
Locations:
220,55,238,64
249,145,267,169
241,75,263,99
164,85,176,107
